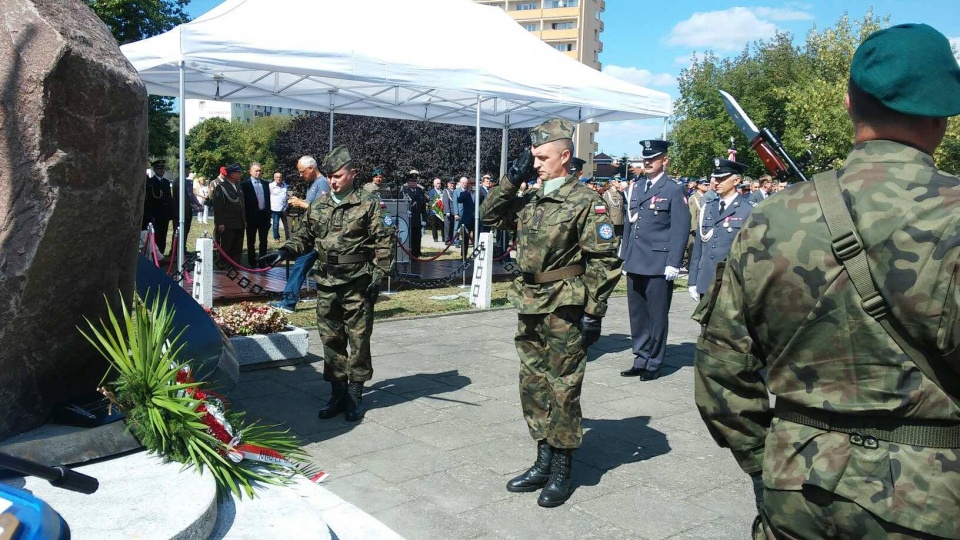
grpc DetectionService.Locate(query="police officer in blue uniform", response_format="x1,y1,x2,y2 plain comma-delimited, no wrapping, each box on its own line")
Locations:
619,140,691,380
688,158,754,301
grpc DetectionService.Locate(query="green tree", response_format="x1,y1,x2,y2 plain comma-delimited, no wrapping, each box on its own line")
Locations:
87,0,190,160
185,118,239,179
667,11,921,179
272,113,529,198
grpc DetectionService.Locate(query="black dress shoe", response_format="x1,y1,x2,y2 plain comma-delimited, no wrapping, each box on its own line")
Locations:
638,368,662,381
620,367,645,377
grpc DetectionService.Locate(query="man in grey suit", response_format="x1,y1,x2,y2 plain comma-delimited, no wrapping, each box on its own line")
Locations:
442,178,457,243
618,140,690,381
688,159,754,301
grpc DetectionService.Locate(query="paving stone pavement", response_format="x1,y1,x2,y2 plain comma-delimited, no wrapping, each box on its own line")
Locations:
231,292,757,539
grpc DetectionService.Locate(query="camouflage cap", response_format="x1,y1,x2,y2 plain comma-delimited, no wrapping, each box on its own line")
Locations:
851,23,960,117
529,118,575,147
320,145,352,176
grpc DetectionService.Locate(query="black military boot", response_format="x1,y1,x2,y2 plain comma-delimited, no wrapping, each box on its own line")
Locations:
317,380,347,419
506,440,553,492
344,381,366,422
537,448,573,507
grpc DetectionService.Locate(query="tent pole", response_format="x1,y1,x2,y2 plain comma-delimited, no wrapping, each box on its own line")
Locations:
499,116,509,179
662,117,667,139
329,91,335,151
177,60,186,275
474,95,481,242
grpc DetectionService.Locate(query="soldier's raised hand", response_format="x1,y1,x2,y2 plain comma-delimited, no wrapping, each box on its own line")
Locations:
507,148,537,187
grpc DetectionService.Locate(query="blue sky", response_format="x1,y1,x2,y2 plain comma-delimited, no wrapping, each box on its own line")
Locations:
597,1,960,157
183,0,960,158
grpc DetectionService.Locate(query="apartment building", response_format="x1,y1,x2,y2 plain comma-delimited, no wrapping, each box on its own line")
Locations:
473,0,605,175
183,99,314,133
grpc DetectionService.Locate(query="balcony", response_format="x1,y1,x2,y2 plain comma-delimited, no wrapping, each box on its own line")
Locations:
541,28,577,40
542,6,578,18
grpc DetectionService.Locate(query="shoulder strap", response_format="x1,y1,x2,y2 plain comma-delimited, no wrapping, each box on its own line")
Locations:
813,171,960,404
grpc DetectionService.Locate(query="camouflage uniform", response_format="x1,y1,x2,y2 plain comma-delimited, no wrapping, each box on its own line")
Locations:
482,171,622,448
283,154,395,384
694,140,960,539
601,187,625,237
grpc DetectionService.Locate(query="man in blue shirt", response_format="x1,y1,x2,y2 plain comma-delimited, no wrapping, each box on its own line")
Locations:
270,156,329,313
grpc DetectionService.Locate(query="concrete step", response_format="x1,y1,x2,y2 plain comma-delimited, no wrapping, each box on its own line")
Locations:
16,450,217,539
212,477,403,540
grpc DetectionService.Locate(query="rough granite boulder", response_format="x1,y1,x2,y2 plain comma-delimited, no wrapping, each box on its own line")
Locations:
0,0,147,439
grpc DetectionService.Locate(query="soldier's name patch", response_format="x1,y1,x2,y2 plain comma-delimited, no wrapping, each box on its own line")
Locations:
598,223,614,240
594,205,607,214
383,215,394,226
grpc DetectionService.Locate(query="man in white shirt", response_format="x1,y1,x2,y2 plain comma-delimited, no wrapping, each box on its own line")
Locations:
269,172,290,240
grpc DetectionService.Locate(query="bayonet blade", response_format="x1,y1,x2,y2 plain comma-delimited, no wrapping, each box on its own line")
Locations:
719,90,761,142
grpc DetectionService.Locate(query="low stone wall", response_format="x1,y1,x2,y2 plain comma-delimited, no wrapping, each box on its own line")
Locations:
230,326,309,367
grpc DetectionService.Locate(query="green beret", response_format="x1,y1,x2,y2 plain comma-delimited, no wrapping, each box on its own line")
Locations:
321,145,352,176
851,23,960,117
529,118,575,147
372,168,383,176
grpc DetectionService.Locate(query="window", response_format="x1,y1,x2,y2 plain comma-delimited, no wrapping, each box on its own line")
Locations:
198,101,205,110
551,21,575,30
522,23,538,31
513,2,538,11
546,0,577,7
553,43,574,52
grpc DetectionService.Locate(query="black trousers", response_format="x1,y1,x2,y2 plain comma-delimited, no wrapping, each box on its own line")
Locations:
221,228,245,266
246,221,269,267
409,225,422,257
444,215,456,243
626,273,673,372
429,215,444,242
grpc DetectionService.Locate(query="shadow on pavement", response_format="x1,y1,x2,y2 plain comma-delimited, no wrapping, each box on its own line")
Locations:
231,363,473,445
573,415,670,490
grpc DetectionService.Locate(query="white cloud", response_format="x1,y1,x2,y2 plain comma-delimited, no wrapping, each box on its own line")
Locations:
595,119,669,159
602,65,676,88
750,7,814,21
665,6,812,53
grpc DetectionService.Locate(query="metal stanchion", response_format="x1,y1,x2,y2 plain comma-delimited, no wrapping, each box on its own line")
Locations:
459,225,469,289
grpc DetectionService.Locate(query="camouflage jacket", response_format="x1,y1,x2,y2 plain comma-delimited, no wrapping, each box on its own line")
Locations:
283,189,395,287
481,174,622,317
694,140,960,537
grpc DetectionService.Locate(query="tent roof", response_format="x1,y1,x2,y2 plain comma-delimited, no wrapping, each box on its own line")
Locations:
121,0,671,128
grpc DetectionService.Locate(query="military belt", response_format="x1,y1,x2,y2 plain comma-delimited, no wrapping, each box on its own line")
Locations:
325,251,372,265
774,401,960,448
521,265,584,285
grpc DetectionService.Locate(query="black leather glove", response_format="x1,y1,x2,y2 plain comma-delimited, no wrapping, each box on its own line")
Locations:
751,473,764,511
507,148,536,187
258,247,290,268
580,314,602,348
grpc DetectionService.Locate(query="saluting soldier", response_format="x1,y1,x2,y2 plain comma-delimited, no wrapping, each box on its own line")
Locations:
481,118,622,508
694,23,960,539
260,146,395,423
619,140,690,381
688,159,753,301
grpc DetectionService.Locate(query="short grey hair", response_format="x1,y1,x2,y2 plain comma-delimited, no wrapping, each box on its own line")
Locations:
298,156,318,169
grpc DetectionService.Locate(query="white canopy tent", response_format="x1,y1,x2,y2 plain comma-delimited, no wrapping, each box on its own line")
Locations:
121,0,671,272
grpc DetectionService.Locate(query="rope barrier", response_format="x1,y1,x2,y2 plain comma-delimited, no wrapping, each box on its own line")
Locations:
212,240,275,274
395,235,458,262
493,243,516,262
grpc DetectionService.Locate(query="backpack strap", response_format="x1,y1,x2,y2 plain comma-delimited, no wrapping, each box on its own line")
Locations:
813,171,960,405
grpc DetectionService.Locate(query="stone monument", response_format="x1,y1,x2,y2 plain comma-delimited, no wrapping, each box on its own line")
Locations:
0,0,147,439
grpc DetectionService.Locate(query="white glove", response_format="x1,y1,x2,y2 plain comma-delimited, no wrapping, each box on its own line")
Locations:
689,286,700,301
664,266,680,281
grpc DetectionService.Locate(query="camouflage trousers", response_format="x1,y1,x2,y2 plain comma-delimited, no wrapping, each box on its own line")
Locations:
753,486,947,539
316,276,374,383
515,305,586,449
